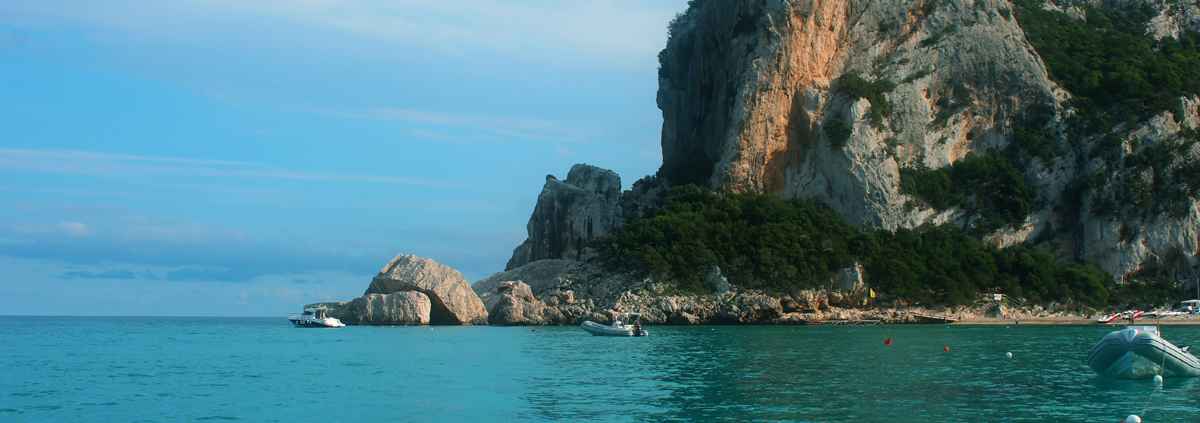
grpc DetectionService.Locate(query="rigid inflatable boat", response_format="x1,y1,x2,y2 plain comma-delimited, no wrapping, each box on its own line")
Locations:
1087,326,1200,379
581,313,647,337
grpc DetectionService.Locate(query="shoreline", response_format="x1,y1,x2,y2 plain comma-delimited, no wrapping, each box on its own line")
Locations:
952,317,1200,326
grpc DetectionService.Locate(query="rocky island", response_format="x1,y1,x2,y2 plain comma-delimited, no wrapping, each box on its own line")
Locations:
314,0,1200,326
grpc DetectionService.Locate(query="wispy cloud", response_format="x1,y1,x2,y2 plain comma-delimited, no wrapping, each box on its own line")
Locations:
57,221,91,237
61,269,141,280
13,221,94,238
329,107,586,143
0,148,457,188
1,0,684,69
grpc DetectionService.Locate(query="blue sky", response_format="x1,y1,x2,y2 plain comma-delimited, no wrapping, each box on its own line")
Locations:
0,1,684,316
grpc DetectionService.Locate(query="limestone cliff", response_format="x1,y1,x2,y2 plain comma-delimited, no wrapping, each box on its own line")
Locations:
654,0,1200,282
658,0,1059,229
505,164,623,269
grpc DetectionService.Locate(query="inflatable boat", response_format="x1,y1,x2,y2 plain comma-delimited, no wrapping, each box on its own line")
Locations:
581,313,647,337
1087,326,1200,378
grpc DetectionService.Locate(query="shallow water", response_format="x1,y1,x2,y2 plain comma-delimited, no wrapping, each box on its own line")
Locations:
2,317,1198,422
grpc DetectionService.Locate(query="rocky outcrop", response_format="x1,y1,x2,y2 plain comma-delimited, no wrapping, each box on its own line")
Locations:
366,254,488,325
474,259,584,305
485,281,549,325
506,164,623,270
658,0,1058,230
342,292,431,325
650,0,1200,284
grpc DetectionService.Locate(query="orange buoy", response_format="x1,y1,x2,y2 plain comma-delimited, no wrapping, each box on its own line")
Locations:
884,338,893,346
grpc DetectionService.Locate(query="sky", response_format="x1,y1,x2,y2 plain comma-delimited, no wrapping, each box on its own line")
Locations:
0,0,685,316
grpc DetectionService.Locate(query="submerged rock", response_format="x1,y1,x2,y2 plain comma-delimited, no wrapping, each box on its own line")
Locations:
366,254,488,325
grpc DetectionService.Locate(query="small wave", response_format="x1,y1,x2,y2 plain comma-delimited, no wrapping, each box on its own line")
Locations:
0,408,21,414
196,416,240,421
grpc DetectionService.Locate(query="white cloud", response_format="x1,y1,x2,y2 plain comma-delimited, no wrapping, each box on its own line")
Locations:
0,148,457,188
12,221,93,238
330,107,586,143
57,221,91,237
1,0,685,69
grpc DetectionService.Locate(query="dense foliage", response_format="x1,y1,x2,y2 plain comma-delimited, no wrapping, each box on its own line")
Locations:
823,118,853,149
899,152,1036,234
833,73,895,127
600,186,1114,307
1013,0,1200,132
1090,130,1200,218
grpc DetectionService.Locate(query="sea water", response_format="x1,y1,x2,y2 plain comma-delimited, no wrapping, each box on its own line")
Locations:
3,317,1199,422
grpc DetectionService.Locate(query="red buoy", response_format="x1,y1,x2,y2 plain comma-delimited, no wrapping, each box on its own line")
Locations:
943,345,951,353
884,338,893,346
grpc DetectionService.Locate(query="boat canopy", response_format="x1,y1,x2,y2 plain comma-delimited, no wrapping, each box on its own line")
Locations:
1181,300,1200,305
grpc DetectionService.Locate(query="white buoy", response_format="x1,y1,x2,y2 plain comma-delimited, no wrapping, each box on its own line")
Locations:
1006,352,1013,359
1125,414,1142,423
1154,374,1164,385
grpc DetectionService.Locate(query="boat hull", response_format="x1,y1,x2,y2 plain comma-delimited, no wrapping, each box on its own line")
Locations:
1088,327,1200,378
288,317,346,328
580,321,646,337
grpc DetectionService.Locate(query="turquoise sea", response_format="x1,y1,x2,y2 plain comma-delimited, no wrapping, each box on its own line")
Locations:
3,317,1199,422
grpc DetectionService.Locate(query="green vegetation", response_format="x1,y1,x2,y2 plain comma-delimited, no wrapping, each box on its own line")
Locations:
823,118,853,149
1090,130,1200,218
600,186,1113,307
833,73,896,127
899,152,1036,234
1013,0,1200,133
601,186,857,294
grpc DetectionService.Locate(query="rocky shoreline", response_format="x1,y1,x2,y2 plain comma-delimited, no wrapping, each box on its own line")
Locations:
308,253,1200,327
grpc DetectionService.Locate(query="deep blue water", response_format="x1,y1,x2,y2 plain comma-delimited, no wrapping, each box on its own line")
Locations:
2,317,1199,422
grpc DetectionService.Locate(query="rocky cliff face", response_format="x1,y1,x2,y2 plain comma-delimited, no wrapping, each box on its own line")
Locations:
505,164,624,270
654,0,1200,282
658,0,1059,229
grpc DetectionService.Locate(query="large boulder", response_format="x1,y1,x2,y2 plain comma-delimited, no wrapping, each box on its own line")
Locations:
473,259,583,304
486,281,549,325
506,164,623,270
342,292,431,325
366,254,488,325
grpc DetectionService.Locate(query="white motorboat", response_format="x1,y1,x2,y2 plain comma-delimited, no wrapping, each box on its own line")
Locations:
288,306,346,328
1087,326,1200,379
581,313,647,337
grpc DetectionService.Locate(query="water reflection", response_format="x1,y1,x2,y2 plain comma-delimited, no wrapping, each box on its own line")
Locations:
517,325,1200,422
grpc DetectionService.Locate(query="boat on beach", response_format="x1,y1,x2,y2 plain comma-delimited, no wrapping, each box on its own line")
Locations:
1087,326,1200,379
1097,310,1144,324
581,313,647,337
288,306,346,328
910,313,958,324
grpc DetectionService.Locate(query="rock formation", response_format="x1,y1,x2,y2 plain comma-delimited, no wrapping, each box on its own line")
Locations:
367,254,488,325
342,292,431,325
658,0,1058,230
485,281,549,325
506,164,623,270
651,0,1200,282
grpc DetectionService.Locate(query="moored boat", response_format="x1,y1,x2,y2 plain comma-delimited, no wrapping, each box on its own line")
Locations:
581,313,647,337
910,313,958,324
288,306,346,328
1087,326,1200,379
1097,310,1144,324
